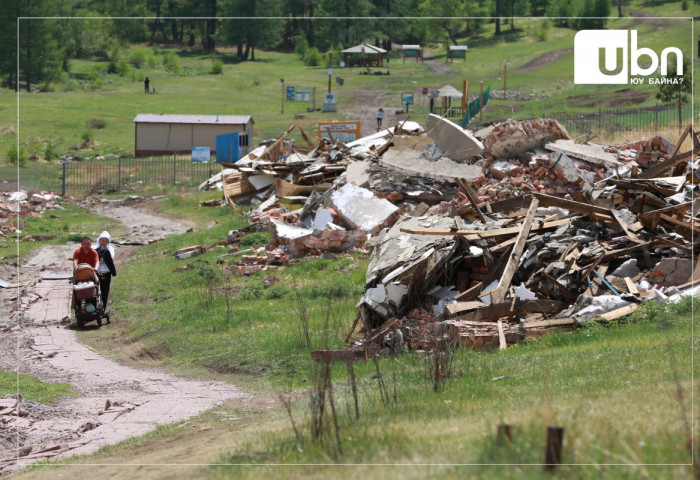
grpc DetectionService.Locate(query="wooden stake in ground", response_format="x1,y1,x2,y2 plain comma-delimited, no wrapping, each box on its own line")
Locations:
545,426,564,469
496,424,513,445
491,197,539,304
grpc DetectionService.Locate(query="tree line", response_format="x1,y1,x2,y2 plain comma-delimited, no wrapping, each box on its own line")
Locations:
0,0,622,91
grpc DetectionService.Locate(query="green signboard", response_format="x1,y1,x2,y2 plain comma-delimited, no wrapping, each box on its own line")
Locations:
401,92,414,105
286,86,296,101
404,49,420,58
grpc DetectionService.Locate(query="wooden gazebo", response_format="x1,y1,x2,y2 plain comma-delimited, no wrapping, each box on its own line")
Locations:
341,44,387,68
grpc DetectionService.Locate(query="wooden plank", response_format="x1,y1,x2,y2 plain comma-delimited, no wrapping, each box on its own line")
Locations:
579,241,654,266
599,304,639,321
457,178,487,224
523,317,576,329
659,213,700,234
542,271,577,301
399,218,570,239
453,299,566,322
497,320,507,350
639,150,693,179
454,282,482,302
533,192,612,216
487,195,532,214
446,301,487,316
491,198,539,305
311,350,356,363
624,277,639,295
639,201,693,221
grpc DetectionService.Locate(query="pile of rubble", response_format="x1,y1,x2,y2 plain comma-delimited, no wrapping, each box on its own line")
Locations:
0,191,64,239
209,115,699,356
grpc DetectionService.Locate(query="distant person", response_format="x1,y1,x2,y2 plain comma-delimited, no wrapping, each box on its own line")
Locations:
94,231,117,310
144,76,150,94
73,236,99,271
376,108,384,130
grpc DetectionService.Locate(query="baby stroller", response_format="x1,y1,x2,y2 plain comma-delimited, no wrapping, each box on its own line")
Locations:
72,263,110,328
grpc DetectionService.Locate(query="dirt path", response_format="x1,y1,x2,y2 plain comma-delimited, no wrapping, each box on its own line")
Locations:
0,204,247,474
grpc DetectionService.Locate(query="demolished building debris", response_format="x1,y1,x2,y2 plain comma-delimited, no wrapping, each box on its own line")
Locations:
207,115,699,357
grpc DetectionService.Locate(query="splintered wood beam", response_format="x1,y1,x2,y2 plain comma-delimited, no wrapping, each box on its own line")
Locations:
638,150,693,179
533,193,612,217
445,301,487,316
599,304,639,321
659,213,700,234
497,320,507,350
639,201,693,220
457,178,487,223
490,197,539,304
399,218,569,239
523,317,576,329
542,271,577,301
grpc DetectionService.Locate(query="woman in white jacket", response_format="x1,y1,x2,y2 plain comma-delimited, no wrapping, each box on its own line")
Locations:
94,231,117,310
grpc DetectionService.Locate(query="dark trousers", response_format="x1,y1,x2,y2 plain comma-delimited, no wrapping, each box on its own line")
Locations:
98,273,112,309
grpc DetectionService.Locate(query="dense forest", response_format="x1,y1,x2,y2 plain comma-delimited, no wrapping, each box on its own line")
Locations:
0,0,640,91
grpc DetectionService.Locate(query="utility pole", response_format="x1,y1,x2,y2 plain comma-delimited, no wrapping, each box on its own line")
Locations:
503,62,509,99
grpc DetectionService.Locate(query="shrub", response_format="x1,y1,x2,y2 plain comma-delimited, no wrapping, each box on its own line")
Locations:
295,36,308,59
89,77,104,90
303,47,323,67
211,59,224,75
43,140,59,161
146,51,157,68
129,48,147,68
88,118,107,129
163,51,181,74
106,44,122,74
536,19,551,41
6,144,27,166
81,131,93,143
115,57,131,76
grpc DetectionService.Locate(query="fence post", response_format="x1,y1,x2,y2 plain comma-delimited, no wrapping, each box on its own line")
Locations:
173,153,176,185
598,108,602,132
118,158,122,193
61,162,66,197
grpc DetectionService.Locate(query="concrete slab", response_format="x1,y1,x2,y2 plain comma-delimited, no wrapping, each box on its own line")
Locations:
330,183,398,232
424,113,484,161
379,148,482,182
545,140,623,167
345,160,371,188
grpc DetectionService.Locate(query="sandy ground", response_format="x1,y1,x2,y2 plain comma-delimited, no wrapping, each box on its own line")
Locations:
0,203,248,474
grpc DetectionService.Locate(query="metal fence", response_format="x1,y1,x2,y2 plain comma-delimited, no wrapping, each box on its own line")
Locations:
544,103,697,137
0,155,217,197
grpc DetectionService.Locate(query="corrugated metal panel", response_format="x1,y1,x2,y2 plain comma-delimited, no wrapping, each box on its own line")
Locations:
134,114,254,125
